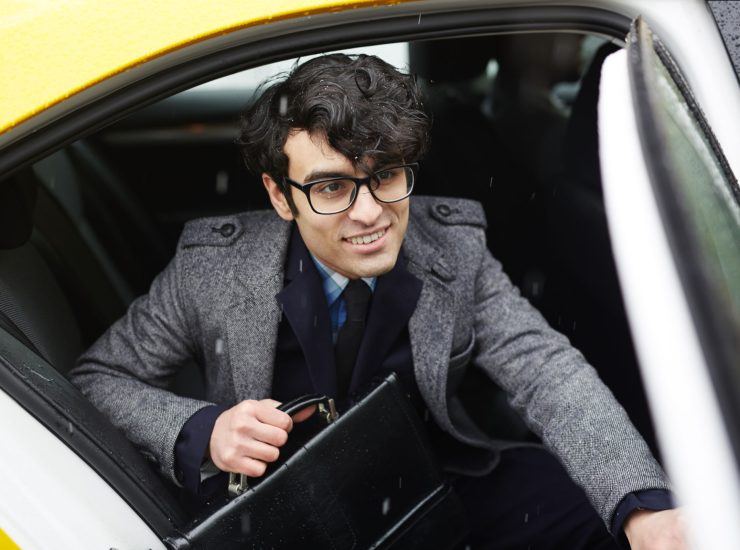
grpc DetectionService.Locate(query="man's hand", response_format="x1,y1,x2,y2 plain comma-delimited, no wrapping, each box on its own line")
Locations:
624,509,688,550
208,399,315,477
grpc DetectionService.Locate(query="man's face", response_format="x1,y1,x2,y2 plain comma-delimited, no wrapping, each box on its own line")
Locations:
264,130,409,279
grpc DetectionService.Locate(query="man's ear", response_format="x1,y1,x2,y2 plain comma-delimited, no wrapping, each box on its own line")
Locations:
263,174,295,221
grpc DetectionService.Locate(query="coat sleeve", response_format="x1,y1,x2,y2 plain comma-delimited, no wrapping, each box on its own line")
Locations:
69,247,214,486
471,245,670,528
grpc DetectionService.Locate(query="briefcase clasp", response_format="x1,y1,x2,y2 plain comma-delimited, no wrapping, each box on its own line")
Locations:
318,398,338,424
228,472,248,497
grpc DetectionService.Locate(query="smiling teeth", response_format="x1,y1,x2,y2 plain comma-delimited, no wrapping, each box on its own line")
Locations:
348,230,385,245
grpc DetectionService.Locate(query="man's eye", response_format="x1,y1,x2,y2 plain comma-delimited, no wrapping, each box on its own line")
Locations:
315,181,349,195
375,168,400,182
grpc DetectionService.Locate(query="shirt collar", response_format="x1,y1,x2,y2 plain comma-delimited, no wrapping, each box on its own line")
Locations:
310,255,376,307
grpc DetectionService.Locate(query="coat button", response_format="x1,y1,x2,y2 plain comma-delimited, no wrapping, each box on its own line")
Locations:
436,204,451,216
213,223,235,237
432,260,454,281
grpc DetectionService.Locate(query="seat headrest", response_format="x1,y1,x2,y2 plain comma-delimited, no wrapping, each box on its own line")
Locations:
562,41,620,191
0,173,38,249
409,37,496,83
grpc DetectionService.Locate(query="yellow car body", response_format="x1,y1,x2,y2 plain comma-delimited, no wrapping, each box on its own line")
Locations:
0,0,404,134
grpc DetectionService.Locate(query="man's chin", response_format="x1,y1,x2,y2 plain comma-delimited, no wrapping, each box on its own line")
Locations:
346,253,398,279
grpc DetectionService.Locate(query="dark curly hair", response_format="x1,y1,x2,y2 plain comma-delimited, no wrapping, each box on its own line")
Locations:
237,53,430,213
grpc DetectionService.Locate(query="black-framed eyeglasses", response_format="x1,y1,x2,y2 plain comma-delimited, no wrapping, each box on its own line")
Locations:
284,162,418,215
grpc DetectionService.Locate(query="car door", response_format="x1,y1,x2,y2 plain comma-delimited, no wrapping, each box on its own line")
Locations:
0,332,172,549
598,17,740,550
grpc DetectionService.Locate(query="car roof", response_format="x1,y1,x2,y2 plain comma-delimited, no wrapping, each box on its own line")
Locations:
0,0,404,135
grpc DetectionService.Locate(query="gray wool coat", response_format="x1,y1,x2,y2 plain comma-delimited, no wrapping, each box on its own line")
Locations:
70,196,669,529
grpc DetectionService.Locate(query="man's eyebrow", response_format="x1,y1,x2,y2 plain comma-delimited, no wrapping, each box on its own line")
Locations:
303,170,356,183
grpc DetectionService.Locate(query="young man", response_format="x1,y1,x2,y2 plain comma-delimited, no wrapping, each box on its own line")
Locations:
71,54,685,548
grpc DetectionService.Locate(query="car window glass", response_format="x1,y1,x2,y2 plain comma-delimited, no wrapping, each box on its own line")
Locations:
650,48,740,311
636,30,740,445
189,43,410,93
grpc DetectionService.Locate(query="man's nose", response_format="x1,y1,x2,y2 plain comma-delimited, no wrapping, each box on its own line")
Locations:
347,185,383,225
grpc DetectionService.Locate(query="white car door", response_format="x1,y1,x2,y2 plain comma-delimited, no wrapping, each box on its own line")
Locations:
0,386,165,550
0,327,182,548
599,16,740,550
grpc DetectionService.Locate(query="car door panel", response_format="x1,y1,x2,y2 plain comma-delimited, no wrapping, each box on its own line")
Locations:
0,329,187,544
598,17,740,550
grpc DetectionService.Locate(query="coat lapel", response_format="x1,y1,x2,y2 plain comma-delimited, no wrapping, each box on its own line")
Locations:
276,229,337,397
225,214,291,400
403,217,458,432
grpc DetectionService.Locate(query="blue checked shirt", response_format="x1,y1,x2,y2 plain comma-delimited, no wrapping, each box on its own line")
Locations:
310,256,376,343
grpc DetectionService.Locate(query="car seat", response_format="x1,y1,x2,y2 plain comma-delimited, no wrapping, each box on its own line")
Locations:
411,34,582,306
33,141,171,297
0,174,84,371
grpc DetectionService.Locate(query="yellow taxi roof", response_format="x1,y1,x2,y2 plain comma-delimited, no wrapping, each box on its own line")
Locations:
0,0,402,134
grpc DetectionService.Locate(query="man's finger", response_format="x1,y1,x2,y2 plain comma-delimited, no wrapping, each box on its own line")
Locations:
248,422,289,447
233,456,269,478
254,403,293,431
292,404,317,423
240,439,281,463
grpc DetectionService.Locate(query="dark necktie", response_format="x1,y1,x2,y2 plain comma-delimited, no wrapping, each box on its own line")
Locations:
334,279,372,400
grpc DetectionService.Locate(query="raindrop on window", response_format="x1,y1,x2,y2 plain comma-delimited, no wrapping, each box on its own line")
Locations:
215,170,229,195
279,94,289,116
382,497,391,516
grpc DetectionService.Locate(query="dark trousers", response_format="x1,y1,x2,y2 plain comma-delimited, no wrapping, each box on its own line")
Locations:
452,447,621,550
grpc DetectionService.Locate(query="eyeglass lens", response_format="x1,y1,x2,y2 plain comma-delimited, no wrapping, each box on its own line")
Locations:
308,165,414,214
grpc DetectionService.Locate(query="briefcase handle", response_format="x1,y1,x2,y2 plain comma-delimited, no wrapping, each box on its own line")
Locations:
277,393,337,418
228,394,339,497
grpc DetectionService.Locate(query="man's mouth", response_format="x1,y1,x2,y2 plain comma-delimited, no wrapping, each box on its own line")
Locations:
345,229,386,245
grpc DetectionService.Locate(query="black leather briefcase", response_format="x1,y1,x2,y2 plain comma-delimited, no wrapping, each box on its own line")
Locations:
167,373,467,549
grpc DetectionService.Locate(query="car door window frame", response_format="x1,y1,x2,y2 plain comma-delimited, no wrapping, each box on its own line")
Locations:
628,17,740,448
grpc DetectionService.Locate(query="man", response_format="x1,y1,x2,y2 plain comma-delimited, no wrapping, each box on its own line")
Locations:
71,54,685,549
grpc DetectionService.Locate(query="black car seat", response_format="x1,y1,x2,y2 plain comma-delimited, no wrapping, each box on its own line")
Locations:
543,42,660,459
22,153,205,396
409,36,496,202
33,141,171,297
31,153,135,343
0,166,139,371
0,175,83,370
411,34,582,306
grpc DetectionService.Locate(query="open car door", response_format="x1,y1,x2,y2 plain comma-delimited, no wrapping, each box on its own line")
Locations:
598,17,740,550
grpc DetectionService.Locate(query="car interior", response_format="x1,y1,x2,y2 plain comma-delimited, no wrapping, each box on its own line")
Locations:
0,29,663,532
